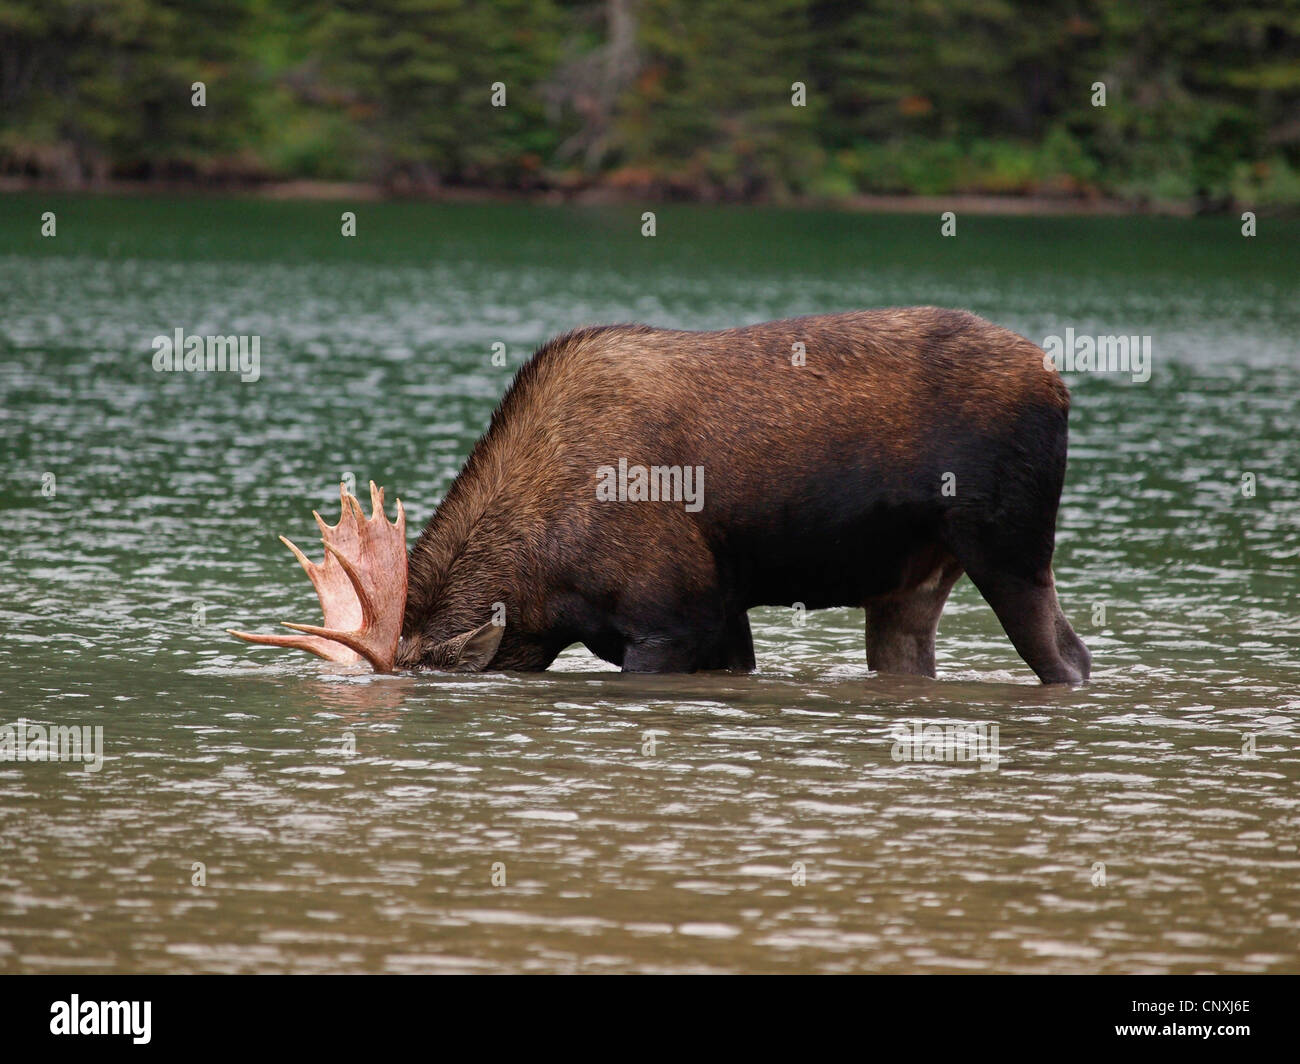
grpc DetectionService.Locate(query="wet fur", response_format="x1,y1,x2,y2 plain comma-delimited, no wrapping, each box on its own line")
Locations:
398,307,1090,683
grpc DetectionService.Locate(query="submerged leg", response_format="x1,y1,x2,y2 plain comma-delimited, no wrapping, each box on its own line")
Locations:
622,633,714,673
721,611,756,672
966,568,1091,684
864,560,964,677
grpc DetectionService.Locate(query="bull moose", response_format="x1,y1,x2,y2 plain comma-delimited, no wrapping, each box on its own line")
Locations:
231,307,1091,684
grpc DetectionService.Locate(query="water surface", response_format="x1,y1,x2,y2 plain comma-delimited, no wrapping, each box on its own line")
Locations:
1,197,1297,973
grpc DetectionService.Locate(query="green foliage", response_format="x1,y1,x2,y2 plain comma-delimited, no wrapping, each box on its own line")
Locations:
305,0,566,188
0,0,259,179
0,0,1296,205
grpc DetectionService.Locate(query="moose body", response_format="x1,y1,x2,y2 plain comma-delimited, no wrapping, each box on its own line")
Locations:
233,307,1091,684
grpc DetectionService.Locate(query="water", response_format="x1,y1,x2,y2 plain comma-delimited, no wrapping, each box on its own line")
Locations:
1,196,1297,973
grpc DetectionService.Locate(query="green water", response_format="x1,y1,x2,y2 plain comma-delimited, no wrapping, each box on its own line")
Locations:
1,195,1297,973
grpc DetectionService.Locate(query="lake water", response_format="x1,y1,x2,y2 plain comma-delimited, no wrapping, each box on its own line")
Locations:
0,195,1297,973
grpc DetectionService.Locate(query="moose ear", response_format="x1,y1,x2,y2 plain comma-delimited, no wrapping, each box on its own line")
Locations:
440,620,504,672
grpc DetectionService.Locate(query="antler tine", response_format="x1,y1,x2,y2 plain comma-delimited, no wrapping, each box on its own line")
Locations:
227,626,355,663
320,539,377,627
343,482,366,525
279,621,390,671
280,535,316,576
229,480,409,671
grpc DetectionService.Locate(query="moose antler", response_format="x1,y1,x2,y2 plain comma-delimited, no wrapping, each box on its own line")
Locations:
229,481,408,672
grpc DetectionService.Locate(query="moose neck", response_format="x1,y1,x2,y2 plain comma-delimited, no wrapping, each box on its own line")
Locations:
401,366,563,660
402,459,533,647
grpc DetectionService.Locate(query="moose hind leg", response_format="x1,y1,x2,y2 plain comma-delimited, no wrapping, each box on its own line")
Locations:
864,561,963,678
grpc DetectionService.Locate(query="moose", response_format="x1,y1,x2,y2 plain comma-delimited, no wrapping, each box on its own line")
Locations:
231,307,1091,684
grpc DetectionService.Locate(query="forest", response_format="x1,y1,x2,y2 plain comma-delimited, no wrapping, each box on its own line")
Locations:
2,0,1297,209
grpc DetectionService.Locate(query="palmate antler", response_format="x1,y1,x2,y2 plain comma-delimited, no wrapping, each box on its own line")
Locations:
229,481,408,672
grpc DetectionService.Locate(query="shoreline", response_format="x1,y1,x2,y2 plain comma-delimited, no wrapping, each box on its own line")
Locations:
0,175,1219,217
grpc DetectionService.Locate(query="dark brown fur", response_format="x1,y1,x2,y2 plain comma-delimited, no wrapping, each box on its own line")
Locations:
397,307,1090,683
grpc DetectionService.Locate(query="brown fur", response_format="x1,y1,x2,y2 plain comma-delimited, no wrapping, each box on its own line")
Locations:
396,307,1088,683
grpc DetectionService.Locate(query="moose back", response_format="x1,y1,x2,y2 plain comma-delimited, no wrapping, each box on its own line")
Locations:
232,307,1091,684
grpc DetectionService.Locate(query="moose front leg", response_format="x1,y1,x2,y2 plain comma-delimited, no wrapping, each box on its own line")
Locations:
720,612,755,672
620,613,745,673
622,634,707,672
